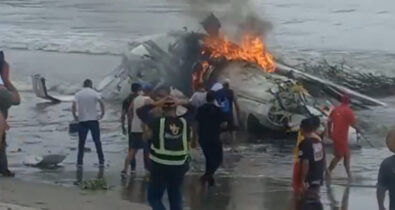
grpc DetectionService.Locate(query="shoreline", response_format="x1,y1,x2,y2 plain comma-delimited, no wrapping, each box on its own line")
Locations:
0,49,389,210
0,178,149,210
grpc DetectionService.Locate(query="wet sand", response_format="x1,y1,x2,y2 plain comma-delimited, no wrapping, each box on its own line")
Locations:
1,49,393,210
0,178,149,210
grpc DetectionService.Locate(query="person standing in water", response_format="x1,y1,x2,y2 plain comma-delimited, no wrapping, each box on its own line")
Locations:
377,128,395,210
194,90,227,186
121,83,142,171
72,79,105,167
0,51,21,177
327,95,358,181
121,84,153,176
298,117,326,210
215,79,241,152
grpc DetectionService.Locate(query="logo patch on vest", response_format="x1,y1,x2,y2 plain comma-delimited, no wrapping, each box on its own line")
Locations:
169,123,180,135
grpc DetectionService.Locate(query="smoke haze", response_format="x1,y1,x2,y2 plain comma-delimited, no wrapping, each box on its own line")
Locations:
175,0,272,40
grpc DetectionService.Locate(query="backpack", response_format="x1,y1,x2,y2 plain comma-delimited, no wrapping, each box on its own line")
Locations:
216,91,231,113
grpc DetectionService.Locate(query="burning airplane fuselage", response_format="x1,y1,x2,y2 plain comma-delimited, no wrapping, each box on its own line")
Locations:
94,29,385,146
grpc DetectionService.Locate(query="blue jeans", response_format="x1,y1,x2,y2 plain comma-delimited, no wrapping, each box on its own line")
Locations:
147,162,187,210
77,121,104,165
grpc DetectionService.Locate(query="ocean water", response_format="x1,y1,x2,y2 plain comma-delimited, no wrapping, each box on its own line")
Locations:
1,0,395,209
1,0,394,55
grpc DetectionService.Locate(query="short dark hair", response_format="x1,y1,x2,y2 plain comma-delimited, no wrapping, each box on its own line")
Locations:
83,79,93,88
206,90,216,102
131,83,141,93
310,116,321,130
300,116,320,133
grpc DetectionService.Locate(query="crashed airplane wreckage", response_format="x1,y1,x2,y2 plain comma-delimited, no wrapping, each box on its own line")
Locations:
32,15,385,145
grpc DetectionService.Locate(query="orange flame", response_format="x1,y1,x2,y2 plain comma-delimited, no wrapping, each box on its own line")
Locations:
192,61,211,90
202,34,276,72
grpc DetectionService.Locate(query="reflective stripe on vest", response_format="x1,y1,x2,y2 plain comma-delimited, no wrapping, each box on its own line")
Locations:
150,117,188,165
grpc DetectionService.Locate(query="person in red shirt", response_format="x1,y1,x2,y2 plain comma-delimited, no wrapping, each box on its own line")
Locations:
327,95,357,181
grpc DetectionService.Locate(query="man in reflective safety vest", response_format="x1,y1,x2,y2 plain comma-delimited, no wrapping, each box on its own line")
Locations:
137,96,195,210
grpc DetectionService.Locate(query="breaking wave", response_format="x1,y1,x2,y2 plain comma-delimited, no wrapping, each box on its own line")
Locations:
0,27,127,55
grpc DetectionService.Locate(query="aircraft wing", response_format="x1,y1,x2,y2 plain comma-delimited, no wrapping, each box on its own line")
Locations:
276,63,386,107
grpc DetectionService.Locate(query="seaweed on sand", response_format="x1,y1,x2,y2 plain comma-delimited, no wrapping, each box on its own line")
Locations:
80,179,110,191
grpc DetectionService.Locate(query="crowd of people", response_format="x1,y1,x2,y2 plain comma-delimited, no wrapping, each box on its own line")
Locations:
71,78,241,210
1,50,395,210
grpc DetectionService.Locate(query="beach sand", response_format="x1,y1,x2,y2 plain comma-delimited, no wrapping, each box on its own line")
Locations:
0,178,149,210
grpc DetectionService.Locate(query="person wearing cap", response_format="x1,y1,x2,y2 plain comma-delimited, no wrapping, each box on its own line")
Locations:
377,128,395,210
121,83,154,176
215,79,241,152
327,94,358,181
137,96,195,210
0,51,21,177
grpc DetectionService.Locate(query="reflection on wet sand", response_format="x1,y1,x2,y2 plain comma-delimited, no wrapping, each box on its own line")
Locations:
327,180,350,210
75,167,104,185
122,174,293,210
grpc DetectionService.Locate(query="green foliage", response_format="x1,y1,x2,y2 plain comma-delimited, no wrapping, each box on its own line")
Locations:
80,178,109,191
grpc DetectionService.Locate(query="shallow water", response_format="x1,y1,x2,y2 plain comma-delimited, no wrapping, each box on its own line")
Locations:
1,0,395,209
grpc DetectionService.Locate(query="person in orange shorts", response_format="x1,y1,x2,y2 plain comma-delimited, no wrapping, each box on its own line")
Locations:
327,95,358,181
292,130,304,193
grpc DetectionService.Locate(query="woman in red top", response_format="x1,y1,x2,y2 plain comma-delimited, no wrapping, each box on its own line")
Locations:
327,95,357,181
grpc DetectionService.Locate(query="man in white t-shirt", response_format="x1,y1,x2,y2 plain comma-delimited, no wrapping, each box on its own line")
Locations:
72,79,105,167
190,83,207,108
121,84,153,175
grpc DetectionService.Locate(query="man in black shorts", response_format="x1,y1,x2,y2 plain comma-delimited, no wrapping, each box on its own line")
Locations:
215,79,241,152
298,117,325,210
121,84,153,176
121,83,141,171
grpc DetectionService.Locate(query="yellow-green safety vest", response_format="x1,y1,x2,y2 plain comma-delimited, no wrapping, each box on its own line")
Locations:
149,117,189,166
